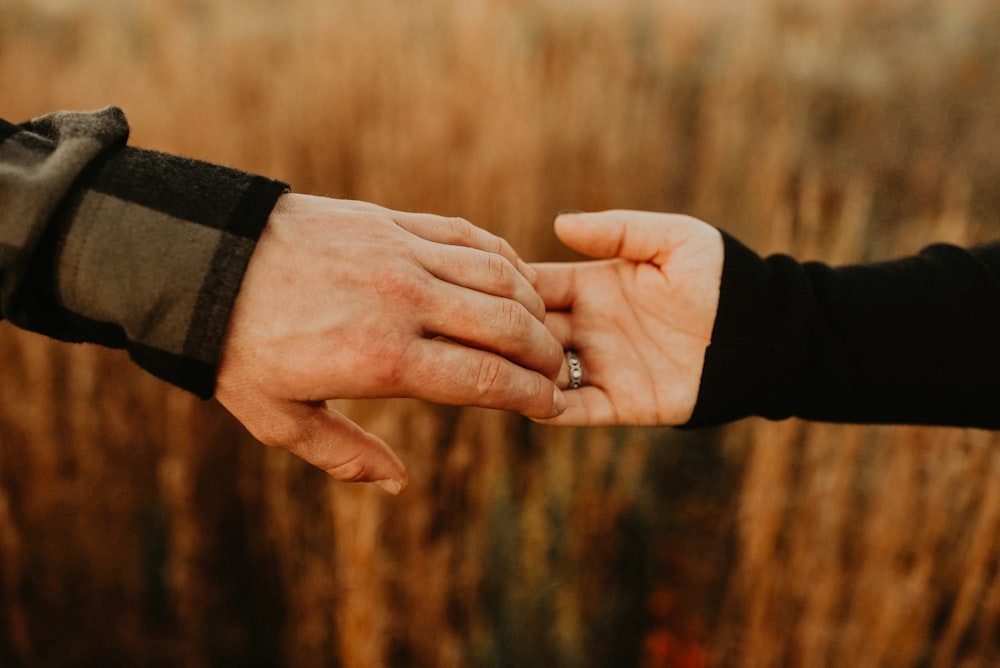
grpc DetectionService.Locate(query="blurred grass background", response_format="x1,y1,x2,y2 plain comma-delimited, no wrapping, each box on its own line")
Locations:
3,0,1000,665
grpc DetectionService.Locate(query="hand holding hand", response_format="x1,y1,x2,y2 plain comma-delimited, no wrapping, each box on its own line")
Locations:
533,210,724,426
215,194,566,493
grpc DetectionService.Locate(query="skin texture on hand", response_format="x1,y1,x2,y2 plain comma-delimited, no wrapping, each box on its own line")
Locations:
533,210,724,426
215,194,566,494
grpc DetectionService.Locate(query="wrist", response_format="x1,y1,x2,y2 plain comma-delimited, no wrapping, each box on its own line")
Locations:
684,232,811,427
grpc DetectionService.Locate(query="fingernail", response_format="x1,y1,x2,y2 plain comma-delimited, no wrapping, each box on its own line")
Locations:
552,387,567,415
373,479,402,495
558,209,583,215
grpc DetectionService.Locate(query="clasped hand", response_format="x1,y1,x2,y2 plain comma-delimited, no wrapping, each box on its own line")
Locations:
534,210,723,426
215,195,566,495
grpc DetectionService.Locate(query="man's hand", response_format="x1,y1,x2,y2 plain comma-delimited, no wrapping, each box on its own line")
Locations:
533,210,724,426
215,194,566,494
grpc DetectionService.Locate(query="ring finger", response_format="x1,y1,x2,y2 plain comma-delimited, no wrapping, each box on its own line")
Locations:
427,284,563,379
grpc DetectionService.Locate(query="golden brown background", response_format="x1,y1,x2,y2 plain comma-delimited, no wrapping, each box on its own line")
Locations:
3,0,1000,665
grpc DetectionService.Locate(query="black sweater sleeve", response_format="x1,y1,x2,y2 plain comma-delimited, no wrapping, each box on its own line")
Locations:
685,232,1000,429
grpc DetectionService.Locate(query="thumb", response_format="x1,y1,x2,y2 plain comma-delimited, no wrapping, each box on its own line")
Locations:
554,210,694,264
257,400,409,494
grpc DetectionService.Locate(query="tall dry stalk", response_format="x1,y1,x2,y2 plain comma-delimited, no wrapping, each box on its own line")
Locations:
3,0,1000,666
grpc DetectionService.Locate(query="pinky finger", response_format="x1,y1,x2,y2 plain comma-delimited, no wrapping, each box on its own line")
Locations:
397,338,565,420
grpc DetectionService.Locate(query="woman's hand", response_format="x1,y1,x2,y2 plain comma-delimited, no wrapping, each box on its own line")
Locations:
533,210,724,426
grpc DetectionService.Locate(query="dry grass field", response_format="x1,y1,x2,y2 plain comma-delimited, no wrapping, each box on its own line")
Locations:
3,0,1000,665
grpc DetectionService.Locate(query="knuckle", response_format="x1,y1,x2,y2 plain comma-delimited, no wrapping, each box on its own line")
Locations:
496,298,528,333
325,451,369,483
474,355,509,397
486,254,516,291
446,216,474,244
370,338,412,390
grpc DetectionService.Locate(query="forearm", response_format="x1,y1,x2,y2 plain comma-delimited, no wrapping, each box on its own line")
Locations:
0,107,287,397
687,232,1000,429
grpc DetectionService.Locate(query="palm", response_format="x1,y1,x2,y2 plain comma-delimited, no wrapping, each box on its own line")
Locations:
534,211,724,426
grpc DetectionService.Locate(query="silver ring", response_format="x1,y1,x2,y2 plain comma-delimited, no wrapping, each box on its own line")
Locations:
566,350,584,389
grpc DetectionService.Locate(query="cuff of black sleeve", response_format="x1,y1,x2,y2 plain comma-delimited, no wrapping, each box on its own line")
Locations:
682,232,811,428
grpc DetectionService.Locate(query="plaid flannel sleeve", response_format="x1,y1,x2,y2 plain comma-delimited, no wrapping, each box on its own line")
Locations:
0,106,288,398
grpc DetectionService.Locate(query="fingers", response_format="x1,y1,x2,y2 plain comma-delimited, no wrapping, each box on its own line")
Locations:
395,338,566,419
393,211,538,283
530,262,581,311
554,210,702,263
242,398,409,494
541,312,574,388
424,282,564,379
420,242,546,322
532,387,619,426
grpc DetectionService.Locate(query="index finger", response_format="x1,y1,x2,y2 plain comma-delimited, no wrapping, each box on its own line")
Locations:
391,212,538,283
530,262,579,311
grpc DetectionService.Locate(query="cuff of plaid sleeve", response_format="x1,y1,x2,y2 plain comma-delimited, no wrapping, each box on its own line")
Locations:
53,145,288,398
